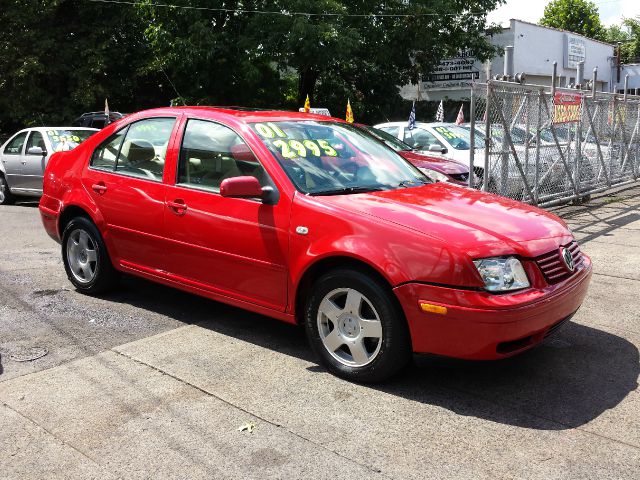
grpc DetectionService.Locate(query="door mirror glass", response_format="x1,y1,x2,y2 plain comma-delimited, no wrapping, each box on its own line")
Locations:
220,176,264,199
428,144,443,152
27,146,45,156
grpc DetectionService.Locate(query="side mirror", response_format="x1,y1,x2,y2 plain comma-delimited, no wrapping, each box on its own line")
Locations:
220,176,276,204
27,146,46,156
428,144,445,154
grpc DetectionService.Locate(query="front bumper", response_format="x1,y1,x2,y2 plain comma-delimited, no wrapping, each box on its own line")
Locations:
393,255,592,360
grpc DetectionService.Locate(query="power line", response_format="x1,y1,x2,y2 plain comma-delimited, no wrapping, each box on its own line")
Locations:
88,0,491,18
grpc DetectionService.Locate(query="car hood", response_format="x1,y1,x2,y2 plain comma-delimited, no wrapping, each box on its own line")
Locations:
399,151,468,174
317,183,571,258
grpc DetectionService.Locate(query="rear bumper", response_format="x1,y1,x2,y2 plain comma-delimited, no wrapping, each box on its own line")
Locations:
39,194,62,243
394,255,592,360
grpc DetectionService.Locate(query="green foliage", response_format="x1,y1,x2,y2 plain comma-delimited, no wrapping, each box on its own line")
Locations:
540,0,605,41
139,0,504,123
0,0,505,131
606,17,640,63
0,0,164,133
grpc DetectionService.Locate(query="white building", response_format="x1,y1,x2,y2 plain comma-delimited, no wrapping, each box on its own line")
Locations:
401,19,617,101
620,64,640,94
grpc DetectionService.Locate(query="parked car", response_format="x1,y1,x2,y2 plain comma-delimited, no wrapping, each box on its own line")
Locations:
73,111,125,129
356,124,473,186
0,127,98,204
39,107,592,382
461,123,567,197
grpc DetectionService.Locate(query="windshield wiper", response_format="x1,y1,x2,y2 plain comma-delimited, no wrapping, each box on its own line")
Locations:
311,186,386,196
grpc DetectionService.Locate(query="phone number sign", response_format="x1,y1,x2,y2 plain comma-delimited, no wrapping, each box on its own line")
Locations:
553,92,583,124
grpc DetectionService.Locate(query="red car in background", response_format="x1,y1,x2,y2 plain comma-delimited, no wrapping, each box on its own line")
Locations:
357,124,473,186
39,107,592,382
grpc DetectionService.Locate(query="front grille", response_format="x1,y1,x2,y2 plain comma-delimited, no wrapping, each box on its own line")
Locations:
535,241,584,284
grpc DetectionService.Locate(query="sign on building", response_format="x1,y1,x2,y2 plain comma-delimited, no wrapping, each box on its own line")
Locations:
564,35,586,69
423,49,480,90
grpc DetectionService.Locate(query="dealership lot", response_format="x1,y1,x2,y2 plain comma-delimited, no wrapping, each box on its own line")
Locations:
1,188,639,479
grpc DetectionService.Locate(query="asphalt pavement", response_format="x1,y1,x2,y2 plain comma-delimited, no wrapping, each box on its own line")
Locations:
1,187,639,479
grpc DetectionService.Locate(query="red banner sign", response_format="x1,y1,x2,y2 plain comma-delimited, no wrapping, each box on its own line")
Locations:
553,92,583,124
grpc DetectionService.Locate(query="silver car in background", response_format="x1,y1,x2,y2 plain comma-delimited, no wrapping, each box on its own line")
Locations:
0,127,97,204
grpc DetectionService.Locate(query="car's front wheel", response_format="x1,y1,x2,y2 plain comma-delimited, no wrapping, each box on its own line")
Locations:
0,175,15,205
62,217,119,294
305,269,412,382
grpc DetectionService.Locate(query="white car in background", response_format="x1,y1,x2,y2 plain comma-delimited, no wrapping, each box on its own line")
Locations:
373,121,484,164
0,127,97,204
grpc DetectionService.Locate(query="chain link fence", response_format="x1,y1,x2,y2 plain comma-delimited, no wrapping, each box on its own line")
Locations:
469,80,640,207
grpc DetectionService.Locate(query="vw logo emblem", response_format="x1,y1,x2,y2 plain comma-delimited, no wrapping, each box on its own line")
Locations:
561,247,575,272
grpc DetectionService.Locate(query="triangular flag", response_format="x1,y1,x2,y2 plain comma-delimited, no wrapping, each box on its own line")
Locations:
304,95,311,113
435,100,444,122
104,98,110,125
408,101,416,130
346,99,354,123
455,104,465,125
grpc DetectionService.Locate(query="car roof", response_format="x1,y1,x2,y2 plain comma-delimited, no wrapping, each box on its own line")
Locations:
129,106,344,124
38,126,100,130
374,121,455,128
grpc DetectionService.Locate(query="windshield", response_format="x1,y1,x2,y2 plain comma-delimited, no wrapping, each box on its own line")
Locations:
432,125,483,150
361,126,412,152
46,129,95,152
251,121,428,195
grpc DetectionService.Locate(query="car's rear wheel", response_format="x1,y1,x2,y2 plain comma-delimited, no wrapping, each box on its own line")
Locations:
0,175,15,205
305,269,412,382
62,217,119,294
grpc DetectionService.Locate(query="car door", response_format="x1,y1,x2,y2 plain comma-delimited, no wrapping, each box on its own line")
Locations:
163,118,290,311
1,131,29,190
22,130,48,191
82,116,179,272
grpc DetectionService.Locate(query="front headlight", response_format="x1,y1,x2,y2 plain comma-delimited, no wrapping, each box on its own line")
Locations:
473,257,530,292
418,167,450,183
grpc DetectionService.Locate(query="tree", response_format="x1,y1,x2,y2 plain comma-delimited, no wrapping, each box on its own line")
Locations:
540,0,605,41
0,0,164,133
605,17,640,64
139,0,504,122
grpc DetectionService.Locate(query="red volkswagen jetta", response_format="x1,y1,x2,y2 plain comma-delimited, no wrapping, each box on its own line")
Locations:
39,107,592,382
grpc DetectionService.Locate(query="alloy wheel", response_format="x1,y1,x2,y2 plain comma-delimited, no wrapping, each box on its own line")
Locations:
316,287,383,367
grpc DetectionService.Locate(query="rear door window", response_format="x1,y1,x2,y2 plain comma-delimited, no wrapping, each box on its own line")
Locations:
3,132,28,155
90,118,176,181
403,128,443,150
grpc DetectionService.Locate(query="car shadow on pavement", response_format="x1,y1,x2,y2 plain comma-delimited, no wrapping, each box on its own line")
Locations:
103,275,639,432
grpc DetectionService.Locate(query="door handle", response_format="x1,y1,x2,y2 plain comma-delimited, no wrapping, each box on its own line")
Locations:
167,199,188,215
91,182,107,194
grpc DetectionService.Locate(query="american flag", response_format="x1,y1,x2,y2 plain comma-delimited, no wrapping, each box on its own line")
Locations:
455,104,465,125
407,101,416,130
435,100,444,122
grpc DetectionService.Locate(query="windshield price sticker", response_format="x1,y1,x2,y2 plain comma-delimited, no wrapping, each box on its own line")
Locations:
50,135,81,143
435,126,462,140
553,92,583,124
271,139,338,158
254,123,338,158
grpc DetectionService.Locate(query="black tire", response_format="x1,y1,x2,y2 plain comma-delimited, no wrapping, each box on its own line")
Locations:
61,216,119,294
304,269,412,383
0,174,15,205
